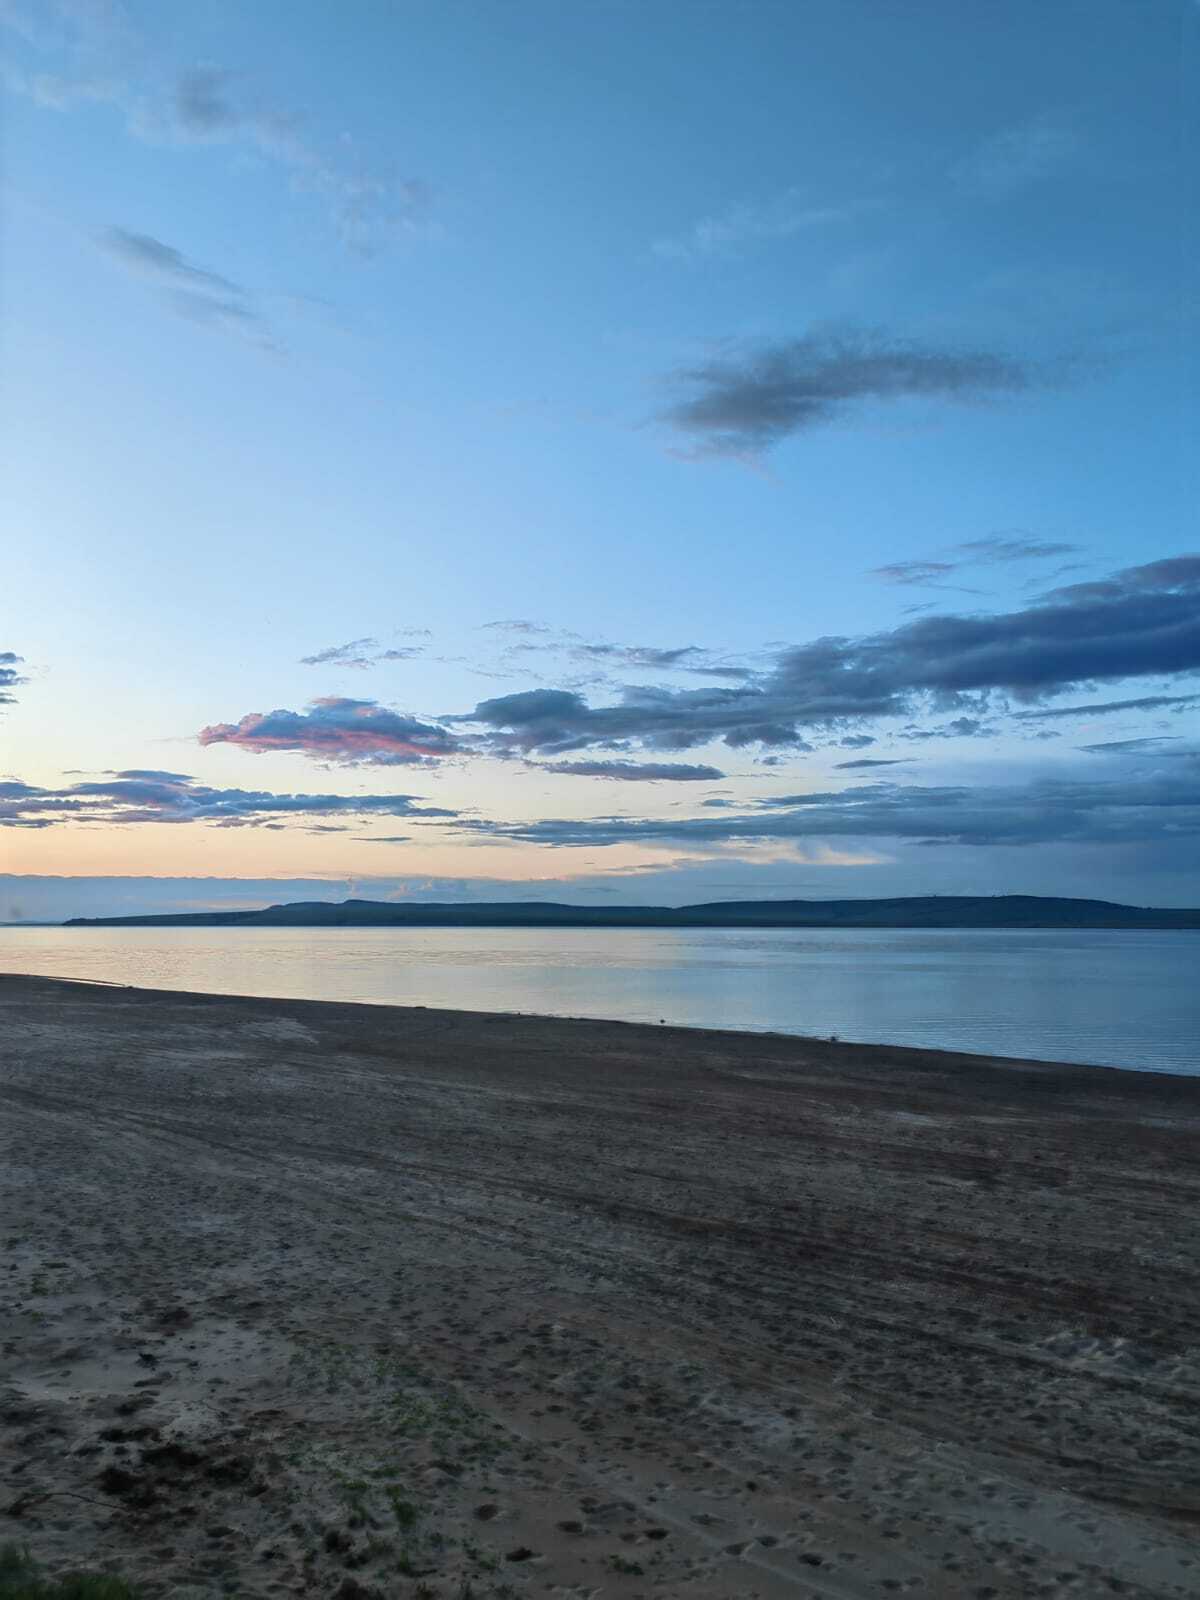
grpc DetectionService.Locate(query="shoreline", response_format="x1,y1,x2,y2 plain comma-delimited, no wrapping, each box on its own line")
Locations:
4,969,1199,1082
3,974,1199,1597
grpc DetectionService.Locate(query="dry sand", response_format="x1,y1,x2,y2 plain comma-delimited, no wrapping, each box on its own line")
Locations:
2,974,1198,1599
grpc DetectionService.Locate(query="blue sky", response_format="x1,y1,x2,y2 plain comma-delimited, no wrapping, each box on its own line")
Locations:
2,0,1199,917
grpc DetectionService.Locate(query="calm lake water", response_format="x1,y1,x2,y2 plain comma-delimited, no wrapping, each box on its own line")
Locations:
1,924,1197,1075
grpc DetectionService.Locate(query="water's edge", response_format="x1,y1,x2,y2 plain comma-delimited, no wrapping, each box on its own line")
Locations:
2,925,1196,1075
6,968,1193,1084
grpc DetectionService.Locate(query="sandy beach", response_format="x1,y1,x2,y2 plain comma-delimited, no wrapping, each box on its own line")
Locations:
2,974,1199,1599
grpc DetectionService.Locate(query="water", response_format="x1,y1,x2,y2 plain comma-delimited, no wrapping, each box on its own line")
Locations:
0,924,1196,1075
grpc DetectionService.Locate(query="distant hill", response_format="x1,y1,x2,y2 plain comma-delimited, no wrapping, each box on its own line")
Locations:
63,895,1200,929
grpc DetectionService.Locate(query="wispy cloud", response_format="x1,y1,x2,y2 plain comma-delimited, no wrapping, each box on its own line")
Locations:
657,327,1035,460
0,770,456,830
481,620,554,636
871,535,1082,591
3,3,432,254
571,642,703,670
97,227,280,351
298,638,425,669
0,651,27,706
955,110,1083,198
1014,692,1200,722
476,623,756,687
532,759,726,782
653,189,850,262
1079,737,1184,755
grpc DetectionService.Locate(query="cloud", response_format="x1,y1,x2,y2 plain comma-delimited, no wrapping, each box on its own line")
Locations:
836,758,908,769
1013,692,1200,721
174,65,237,133
298,638,426,668
452,765,1200,853
955,111,1082,198
199,697,457,765
653,189,849,262
871,560,964,589
533,760,726,782
0,651,27,706
871,535,1081,590
99,227,241,295
900,717,991,741
3,5,431,253
0,771,456,830
97,227,279,351
1078,737,1183,755
299,638,380,668
474,622,757,687
657,328,1034,459
958,536,1081,566
457,555,1200,754
480,620,553,636
573,643,704,670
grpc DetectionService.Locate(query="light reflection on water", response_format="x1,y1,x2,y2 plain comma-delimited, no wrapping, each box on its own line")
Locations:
1,924,1196,1075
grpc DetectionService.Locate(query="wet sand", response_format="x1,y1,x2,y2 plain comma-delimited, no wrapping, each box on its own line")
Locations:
2,973,1198,1598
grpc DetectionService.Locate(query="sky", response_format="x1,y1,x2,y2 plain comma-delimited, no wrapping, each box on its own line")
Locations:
2,0,1199,920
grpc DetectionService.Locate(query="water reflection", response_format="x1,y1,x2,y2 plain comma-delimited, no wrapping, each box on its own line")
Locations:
0,925,1196,1074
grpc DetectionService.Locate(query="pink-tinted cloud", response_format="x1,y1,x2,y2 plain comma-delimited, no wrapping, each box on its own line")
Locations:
199,697,458,765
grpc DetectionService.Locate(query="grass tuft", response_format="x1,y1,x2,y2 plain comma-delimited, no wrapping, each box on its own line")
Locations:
0,1545,140,1600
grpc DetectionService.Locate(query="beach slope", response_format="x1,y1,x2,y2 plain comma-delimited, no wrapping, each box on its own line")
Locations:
2,975,1198,1598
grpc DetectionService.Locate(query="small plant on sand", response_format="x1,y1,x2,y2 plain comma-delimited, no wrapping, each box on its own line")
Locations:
0,1545,140,1600
608,1553,645,1576
386,1489,421,1530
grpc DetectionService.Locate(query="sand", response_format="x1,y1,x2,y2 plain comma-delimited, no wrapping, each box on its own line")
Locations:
2,974,1198,1599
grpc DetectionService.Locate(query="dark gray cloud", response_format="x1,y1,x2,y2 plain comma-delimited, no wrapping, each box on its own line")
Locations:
836,758,908,769
0,651,27,705
451,766,1200,853
462,684,814,755
199,697,458,765
534,760,726,782
98,227,279,351
658,328,1033,459
0,772,456,831
1035,557,1200,607
458,554,1200,755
